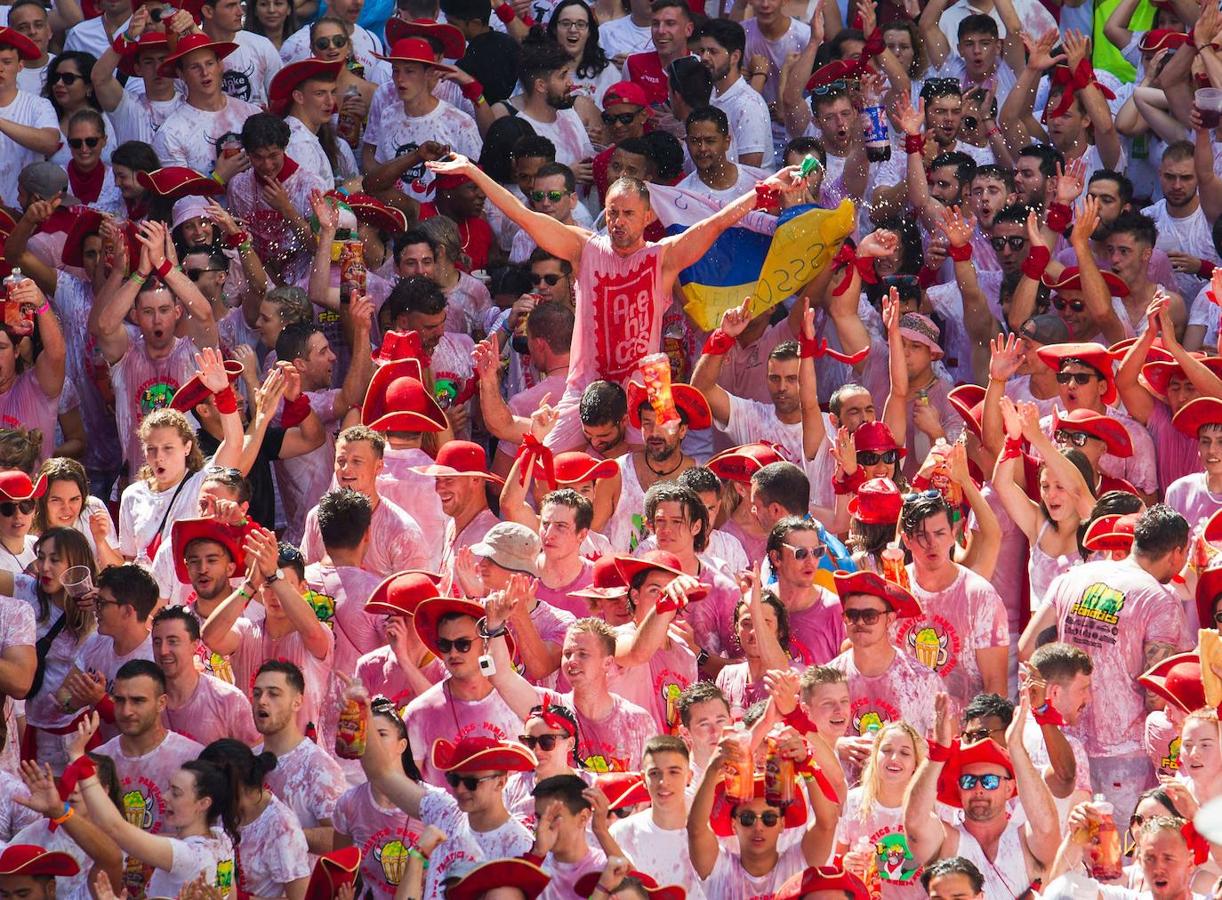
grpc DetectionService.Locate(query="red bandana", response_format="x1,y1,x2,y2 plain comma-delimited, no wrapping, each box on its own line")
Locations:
67,160,106,204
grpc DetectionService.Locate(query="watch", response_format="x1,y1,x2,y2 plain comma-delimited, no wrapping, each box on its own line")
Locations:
265,568,284,585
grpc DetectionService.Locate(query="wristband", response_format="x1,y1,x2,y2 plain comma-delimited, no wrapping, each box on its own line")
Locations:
1020,245,1050,281
406,848,429,869
782,706,819,734
477,616,508,640
280,393,311,428
1202,259,1216,278
493,2,515,22
1045,202,1072,235
236,585,252,601
832,467,867,496
210,171,226,186
213,384,239,415
222,230,249,249
460,79,485,102
1033,701,1066,727
520,9,536,25
155,258,173,279
238,241,253,254
904,133,925,155
128,272,146,286
927,740,954,762
702,328,737,355
862,26,884,57
1000,436,1024,462
947,242,972,263
95,694,115,723
35,301,50,316
799,335,820,359
49,803,74,831
754,182,782,212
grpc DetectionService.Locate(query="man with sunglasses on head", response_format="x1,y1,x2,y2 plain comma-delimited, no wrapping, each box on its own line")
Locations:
764,517,843,667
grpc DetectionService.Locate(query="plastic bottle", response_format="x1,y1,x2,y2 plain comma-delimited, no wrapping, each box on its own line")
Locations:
723,723,755,804
881,542,910,591
860,81,891,163
336,84,363,149
1087,793,1123,881
763,725,795,809
639,351,680,431
334,699,368,759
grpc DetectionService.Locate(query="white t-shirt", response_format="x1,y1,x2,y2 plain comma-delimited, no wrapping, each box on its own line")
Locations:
280,21,389,83
0,90,57,208
64,15,116,58
514,107,594,168
108,89,184,147
220,30,283,105
610,811,707,899
676,165,762,204
152,95,263,173
365,98,481,189
1141,199,1219,300
597,17,652,60
146,831,236,900
712,76,773,165
701,842,807,897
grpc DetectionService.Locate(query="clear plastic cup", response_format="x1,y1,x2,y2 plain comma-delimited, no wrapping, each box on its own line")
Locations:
1196,88,1222,128
60,566,94,598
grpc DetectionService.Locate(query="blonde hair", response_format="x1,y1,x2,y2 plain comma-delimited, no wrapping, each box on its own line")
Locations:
858,721,925,819
137,409,204,485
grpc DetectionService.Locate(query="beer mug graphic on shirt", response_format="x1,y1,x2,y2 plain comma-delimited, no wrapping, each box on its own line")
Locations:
910,626,948,671
213,859,234,898
375,840,410,886
122,790,153,830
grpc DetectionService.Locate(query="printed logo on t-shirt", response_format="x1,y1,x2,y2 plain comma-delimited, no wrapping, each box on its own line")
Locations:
654,668,690,732
121,778,164,831
222,65,254,101
897,615,960,676
137,377,181,416
1065,582,1126,648
214,858,235,897
393,142,426,183
304,588,336,628
363,828,420,891
433,373,462,408
873,829,920,884
850,697,900,735
1161,736,1182,772
580,742,630,773
592,258,658,383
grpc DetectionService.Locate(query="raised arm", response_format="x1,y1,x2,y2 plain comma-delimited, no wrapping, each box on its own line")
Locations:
201,568,257,656
1063,31,1122,169
1008,697,1061,865
10,279,66,401
1103,0,1143,54
951,442,1000,580
1071,197,1127,346
614,576,692,668
991,399,1043,541
481,593,544,720
358,691,426,818
896,96,944,230
330,294,375,421
3,200,60,297
796,301,825,461
939,206,997,382
903,692,954,864
918,0,951,68
687,734,729,878
690,298,753,428
246,528,331,660
1115,303,1165,425
145,222,219,350
880,289,909,444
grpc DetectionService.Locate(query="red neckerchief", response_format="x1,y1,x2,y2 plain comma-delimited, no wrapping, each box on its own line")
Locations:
125,195,149,221
67,160,106,204
39,206,78,235
274,155,299,184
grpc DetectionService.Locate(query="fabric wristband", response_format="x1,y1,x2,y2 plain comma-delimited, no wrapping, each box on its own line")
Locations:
213,385,238,415
702,328,736,355
927,741,954,762
782,706,819,735
155,258,173,279
1033,701,1066,727
948,242,972,262
95,694,115,723
1000,436,1024,462
281,394,311,428
222,230,249,249
799,335,821,359
832,467,867,496
1045,202,1072,234
904,133,925,155
754,182,781,211
460,79,485,101
1021,245,1051,281
1202,259,1216,278
862,26,884,57
493,2,515,22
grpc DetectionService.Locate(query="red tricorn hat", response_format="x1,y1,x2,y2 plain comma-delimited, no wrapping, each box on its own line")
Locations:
446,858,550,900
118,31,169,77
385,17,466,58
1082,512,1138,554
1138,653,1205,715
574,870,684,900
157,32,238,77
935,738,1015,808
409,440,504,485
364,570,441,617
1108,336,1173,364
707,442,786,483
0,846,79,878
594,771,650,810
947,384,985,439
361,358,446,434
136,166,226,199
372,330,426,365
0,471,45,502
776,866,870,900
847,477,902,525
375,37,455,71
330,191,409,234
805,57,859,91
852,420,905,456
1042,266,1130,298
1052,407,1132,458
303,847,361,900
267,58,343,116
60,208,104,269
569,555,630,602
0,27,40,61
710,774,808,836
626,380,712,430
169,359,243,413
1140,29,1190,52
171,517,246,584
430,736,537,773
833,569,922,618
1037,342,1118,406
1141,356,1222,401
1198,558,1222,630
1173,396,1222,439
536,451,618,485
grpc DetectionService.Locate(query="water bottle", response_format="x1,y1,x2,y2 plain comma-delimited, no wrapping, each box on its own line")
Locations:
860,82,891,163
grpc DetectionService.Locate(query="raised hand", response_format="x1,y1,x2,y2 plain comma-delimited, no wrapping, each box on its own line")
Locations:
472,335,501,384
998,396,1022,440
932,692,956,747
242,527,280,581
894,95,925,138
205,200,240,236
856,0,876,38
529,393,558,440
858,228,899,259
309,190,339,232
1062,29,1089,69
989,332,1023,382
94,871,128,900
1024,209,1048,251
765,668,800,715
1022,29,1066,71
15,761,66,816
1016,400,1042,440
20,196,60,227
881,286,902,333
425,153,475,176
831,426,857,476
66,710,100,761
1071,194,1101,247
1053,157,1086,206
719,296,754,337
256,365,288,418
195,347,231,393
349,293,374,334
279,360,303,401
938,205,976,248
137,220,168,270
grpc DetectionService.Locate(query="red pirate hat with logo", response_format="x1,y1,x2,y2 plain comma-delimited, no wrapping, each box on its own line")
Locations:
1082,513,1138,554
430,736,537,773
446,858,550,900
1138,653,1205,715
709,774,807,836
363,570,442,617
361,358,446,433
626,380,712,430
326,190,409,234
776,866,870,900
0,846,80,877
1051,407,1133,457
171,517,246,584
157,32,238,77
707,442,786,483
136,166,226,199
303,847,361,900
935,738,1015,808
1037,342,1119,406
947,384,985,439
1141,356,1222,401
385,17,466,58
268,58,344,115
169,359,243,413
833,569,921,618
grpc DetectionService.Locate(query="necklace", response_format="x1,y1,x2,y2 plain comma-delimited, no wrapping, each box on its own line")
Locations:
0,540,25,567
644,453,683,479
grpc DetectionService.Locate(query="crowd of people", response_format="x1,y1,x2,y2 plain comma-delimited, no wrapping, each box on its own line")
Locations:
3,0,1222,893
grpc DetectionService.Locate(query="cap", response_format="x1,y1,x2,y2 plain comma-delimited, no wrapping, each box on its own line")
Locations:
602,80,650,108
18,162,68,199
470,522,541,577
1016,314,1071,347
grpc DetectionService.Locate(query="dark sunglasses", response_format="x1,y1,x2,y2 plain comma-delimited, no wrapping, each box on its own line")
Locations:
313,34,348,50
1054,429,1091,448
609,805,633,818
961,726,1005,742
529,189,569,203
856,449,899,466
518,734,566,751
735,810,781,827
51,71,83,85
782,542,824,561
205,465,242,479
958,773,1012,791
903,489,940,503
1052,297,1086,313
843,607,887,625
601,111,639,125
990,235,1026,252
436,637,475,654
186,267,226,282
529,273,562,286
1054,371,1098,386
445,772,499,790
68,136,101,149
813,79,855,95
278,544,305,564
0,500,35,517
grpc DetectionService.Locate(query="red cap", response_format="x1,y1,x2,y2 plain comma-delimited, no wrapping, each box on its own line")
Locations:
0,846,80,878
601,81,650,108
852,420,904,456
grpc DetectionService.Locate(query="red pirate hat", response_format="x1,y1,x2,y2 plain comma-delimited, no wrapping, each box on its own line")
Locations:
947,384,985,439
0,846,80,878
626,381,713,430
1141,356,1222,401
1082,513,1138,554
328,191,409,234
569,555,630,602
409,440,504,485
118,31,169,77
136,166,226,199
1140,29,1190,52
1037,341,1118,405
574,870,684,900
1108,336,1173,364
1138,653,1205,715
1173,397,1222,439
446,858,550,900
614,550,684,585
594,771,650,810
833,569,921,618
804,57,859,91
171,517,246,584
385,17,466,58
776,866,870,900
364,570,442,617
0,471,46,502
847,478,902,526
935,738,1015,808
707,442,786,483
372,330,426,365
1052,407,1133,458
710,774,808,836
852,420,905,456
1198,558,1222,630
267,58,344,116
1042,266,1130,298
535,451,618,485
376,37,455,71
430,736,537,773
413,596,518,659
1204,508,1222,543
60,208,104,269
169,359,243,413
157,32,238,77
304,847,361,900
361,359,446,434
0,27,40,61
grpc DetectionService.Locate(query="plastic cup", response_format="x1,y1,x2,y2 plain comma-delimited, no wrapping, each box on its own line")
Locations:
60,566,94,598
1196,88,1222,128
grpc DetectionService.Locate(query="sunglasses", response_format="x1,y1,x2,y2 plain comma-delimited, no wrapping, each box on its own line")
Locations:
436,637,476,654
843,607,887,625
445,772,500,790
782,542,824,560
529,273,562,286
856,449,899,466
68,137,101,149
958,773,1012,791
313,34,348,50
0,500,35,517
1052,297,1086,313
206,465,242,479
961,726,1005,742
518,733,566,751
529,189,569,203
186,267,226,281
601,111,639,125
1214,609,1222,625
51,71,83,85
989,235,1026,252
610,806,633,818
1054,371,1098,386
1054,429,1092,448
735,810,781,827
813,79,855,95
903,489,940,503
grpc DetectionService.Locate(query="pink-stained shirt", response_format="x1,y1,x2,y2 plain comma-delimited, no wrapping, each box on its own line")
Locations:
430,333,476,440
378,447,447,570
333,782,426,898
972,484,1029,636
539,848,607,900
0,369,58,464
607,622,698,733
1144,709,1182,776
1149,402,1203,495
303,563,386,673
682,565,743,662
228,617,335,734
302,496,430,579
534,559,596,620
899,565,1009,710
275,388,342,545
237,793,311,898
417,784,533,899
443,271,493,336
404,679,526,787
834,790,925,899
722,518,767,568
259,735,348,828
717,319,794,406
109,335,199,470
441,509,500,575
495,371,569,462
716,662,778,720
354,645,446,709
73,632,154,743
0,597,34,775
1165,472,1222,532
1049,557,1186,758
828,647,941,737
701,841,808,897
786,589,848,666
162,672,260,748
610,811,707,900
552,689,657,773
151,95,261,171
226,160,330,269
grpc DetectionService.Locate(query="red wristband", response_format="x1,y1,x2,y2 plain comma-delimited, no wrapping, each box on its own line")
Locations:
1045,202,1072,234
854,255,879,285
460,79,485,101
799,335,821,359
782,707,819,734
213,385,238,415
493,2,515,22
927,740,954,762
155,258,173,279
222,230,249,249
904,133,925,155
948,242,972,262
754,182,781,211
702,328,736,355
95,694,115,723
519,9,535,25
1001,436,1023,461
1033,702,1066,727
1021,245,1051,281
832,467,867,496
862,26,884,57
281,394,311,428
1202,259,1217,278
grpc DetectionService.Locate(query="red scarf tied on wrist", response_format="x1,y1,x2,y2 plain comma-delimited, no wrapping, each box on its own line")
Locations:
1045,60,1116,120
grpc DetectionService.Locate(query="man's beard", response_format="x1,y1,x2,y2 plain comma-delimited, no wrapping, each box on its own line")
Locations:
645,439,678,463
546,90,575,110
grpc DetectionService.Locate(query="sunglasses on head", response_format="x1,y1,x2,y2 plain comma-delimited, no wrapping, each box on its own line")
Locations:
436,637,475,654
51,71,82,86
990,235,1026,252
529,273,562,286
0,500,34,517
313,34,348,50
1052,297,1086,313
813,79,853,95
735,810,781,827
843,607,887,625
445,772,499,790
1054,428,1092,448
958,773,1012,791
782,541,824,560
1055,370,1098,385
903,489,941,503
518,733,566,751
186,267,225,281
68,136,101,149
530,189,569,203
601,111,639,125
856,449,899,466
